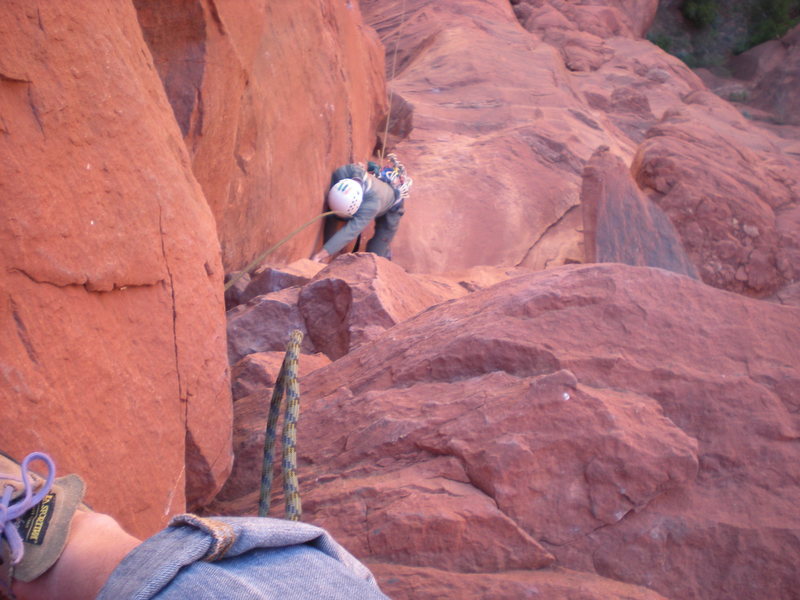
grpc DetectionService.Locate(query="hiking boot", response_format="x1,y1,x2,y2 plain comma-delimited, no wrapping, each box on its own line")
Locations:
0,452,85,589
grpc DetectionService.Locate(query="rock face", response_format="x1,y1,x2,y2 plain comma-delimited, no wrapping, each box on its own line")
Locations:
227,287,314,363
298,253,468,359
733,24,800,126
361,0,799,301
225,253,469,363
219,263,800,600
231,351,330,401
582,146,698,277
133,0,388,270
360,0,706,274
631,91,800,297
0,1,231,537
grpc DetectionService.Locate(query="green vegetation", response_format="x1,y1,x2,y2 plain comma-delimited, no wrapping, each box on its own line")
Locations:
681,0,719,27
649,0,800,68
728,89,750,102
647,32,673,51
744,0,800,48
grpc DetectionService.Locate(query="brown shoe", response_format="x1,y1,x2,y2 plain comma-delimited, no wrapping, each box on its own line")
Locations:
0,452,85,589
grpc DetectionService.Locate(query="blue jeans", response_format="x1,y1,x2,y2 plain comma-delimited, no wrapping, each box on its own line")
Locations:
97,514,389,599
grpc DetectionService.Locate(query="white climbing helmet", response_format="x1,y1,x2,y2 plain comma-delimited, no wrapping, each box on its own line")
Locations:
327,178,363,218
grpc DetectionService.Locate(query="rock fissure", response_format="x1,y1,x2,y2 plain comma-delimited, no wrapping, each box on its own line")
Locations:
11,266,163,292
10,297,40,365
515,204,581,267
157,204,184,413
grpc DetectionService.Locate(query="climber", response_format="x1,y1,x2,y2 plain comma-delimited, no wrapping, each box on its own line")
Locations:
1,451,389,600
312,157,411,263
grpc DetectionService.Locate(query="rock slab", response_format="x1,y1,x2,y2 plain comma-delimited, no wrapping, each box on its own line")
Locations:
215,262,800,598
0,1,231,537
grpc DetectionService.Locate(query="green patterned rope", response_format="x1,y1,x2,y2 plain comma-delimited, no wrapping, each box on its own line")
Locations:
258,329,303,520
281,330,303,521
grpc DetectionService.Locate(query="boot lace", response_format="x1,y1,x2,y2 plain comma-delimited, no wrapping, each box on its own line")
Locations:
0,453,56,565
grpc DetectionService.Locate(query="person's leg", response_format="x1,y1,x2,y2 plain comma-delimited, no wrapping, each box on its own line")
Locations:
97,514,389,599
13,511,140,600
3,453,387,600
365,201,405,258
1,452,141,600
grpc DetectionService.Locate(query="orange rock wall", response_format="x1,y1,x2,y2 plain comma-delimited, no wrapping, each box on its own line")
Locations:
0,1,388,539
0,1,226,538
134,0,388,271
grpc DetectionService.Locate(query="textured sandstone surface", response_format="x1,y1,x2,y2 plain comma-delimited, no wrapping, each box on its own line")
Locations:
730,24,800,127
582,146,698,277
226,253,470,363
361,0,710,275
0,2,231,537
219,263,800,600
134,0,388,271
231,351,330,402
631,91,800,296
361,0,799,302
299,253,469,359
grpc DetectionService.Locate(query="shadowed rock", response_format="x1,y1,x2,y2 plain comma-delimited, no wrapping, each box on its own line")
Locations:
582,146,698,277
298,253,467,360
230,351,330,401
227,287,315,363
632,91,800,296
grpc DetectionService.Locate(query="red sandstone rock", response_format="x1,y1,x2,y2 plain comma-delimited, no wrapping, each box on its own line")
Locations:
515,0,659,39
134,0,388,271
224,271,252,310
231,351,330,401
360,1,709,275
0,1,230,537
632,91,800,296
298,253,466,359
730,24,800,126
238,260,324,306
581,146,698,277
217,263,800,599
369,564,670,600
227,287,315,363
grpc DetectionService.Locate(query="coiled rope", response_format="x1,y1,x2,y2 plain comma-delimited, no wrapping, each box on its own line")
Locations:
259,329,303,521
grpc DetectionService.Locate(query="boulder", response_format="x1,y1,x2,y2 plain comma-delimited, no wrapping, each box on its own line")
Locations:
238,260,325,306
226,287,315,363
0,1,230,537
298,253,466,359
730,24,800,126
581,146,698,278
231,351,331,401
213,263,800,599
632,91,800,296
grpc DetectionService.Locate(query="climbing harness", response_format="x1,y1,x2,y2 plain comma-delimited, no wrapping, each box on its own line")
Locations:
259,330,303,521
373,153,413,204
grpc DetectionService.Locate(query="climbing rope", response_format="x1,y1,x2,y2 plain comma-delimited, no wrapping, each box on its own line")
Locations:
259,329,303,521
380,0,409,160
224,212,335,292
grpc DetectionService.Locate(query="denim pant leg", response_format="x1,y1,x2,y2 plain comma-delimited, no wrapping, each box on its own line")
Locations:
97,514,389,600
365,201,404,258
